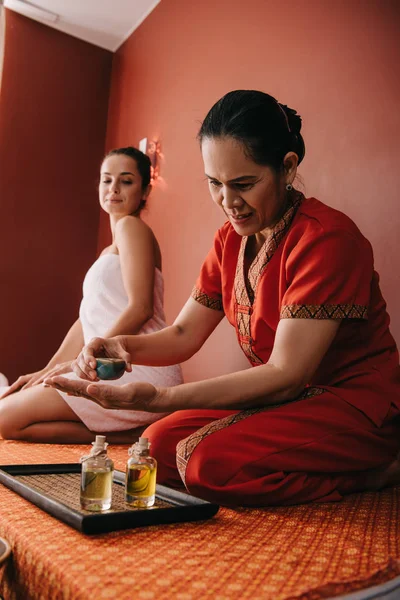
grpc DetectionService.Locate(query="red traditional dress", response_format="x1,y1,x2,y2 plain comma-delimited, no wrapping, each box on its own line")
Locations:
144,195,400,506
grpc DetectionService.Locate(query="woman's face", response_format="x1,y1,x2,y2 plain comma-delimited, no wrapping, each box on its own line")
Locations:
202,136,292,240
99,155,148,217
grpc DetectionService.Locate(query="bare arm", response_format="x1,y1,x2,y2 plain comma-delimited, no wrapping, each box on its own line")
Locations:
46,318,84,367
103,216,157,338
158,317,340,411
125,298,225,365
71,297,224,380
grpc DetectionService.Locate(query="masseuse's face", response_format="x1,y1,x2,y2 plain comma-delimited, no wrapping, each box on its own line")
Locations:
202,136,290,242
99,155,149,217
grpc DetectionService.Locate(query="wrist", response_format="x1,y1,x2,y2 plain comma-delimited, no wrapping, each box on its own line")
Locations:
114,334,127,348
153,386,174,412
120,333,136,356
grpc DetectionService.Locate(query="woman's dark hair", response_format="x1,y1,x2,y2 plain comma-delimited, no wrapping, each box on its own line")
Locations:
103,146,151,190
198,90,305,170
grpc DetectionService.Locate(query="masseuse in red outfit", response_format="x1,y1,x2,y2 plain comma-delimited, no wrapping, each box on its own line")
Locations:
47,90,400,506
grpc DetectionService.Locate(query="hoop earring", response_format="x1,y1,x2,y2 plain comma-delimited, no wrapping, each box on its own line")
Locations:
286,183,293,191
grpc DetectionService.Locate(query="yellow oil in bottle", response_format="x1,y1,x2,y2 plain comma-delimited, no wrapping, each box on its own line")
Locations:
81,469,113,511
80,435,114,511
126,464,157,508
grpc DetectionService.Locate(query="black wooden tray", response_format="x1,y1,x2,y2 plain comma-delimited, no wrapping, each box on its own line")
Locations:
0,464,219,535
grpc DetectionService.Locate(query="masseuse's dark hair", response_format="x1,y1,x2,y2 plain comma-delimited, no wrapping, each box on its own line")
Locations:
198,90,305,171
103,146,151,190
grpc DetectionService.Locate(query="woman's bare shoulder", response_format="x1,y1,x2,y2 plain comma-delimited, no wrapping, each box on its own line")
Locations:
115,216,160,262
115,215,154,237
114,216,162,269
115,214,147,229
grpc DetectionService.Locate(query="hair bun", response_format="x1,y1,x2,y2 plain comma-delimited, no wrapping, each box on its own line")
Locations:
278,103,302,134
278,103,305,164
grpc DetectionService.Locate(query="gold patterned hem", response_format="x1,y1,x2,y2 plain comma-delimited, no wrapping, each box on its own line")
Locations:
281,304,368,319
176,386,325,488
191,286,224,312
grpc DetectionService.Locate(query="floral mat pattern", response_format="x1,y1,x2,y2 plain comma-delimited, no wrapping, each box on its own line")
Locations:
0,440,399,600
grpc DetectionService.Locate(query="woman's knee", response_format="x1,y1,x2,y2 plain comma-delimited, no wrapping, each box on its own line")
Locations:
144,412,202,457
0,399,23,439
144,411,231,488
144,415,176,457
0,387,50,440
177,433,292,506
178,433,234,493
143,415,185,486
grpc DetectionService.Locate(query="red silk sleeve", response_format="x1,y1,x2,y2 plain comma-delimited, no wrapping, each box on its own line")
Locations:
281,228,372,319
191,229,224,312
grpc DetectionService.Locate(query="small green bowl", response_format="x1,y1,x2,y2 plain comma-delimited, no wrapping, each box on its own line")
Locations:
95,358,126,380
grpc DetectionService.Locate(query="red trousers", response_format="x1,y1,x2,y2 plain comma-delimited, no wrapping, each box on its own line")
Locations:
143,392,400,506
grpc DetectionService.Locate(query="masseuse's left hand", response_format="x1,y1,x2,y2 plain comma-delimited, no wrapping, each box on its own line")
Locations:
44,376,163,412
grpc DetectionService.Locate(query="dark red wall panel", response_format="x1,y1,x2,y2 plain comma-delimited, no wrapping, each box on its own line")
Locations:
0,10,112,382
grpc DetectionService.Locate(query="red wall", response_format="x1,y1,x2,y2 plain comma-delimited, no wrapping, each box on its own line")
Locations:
102,0,400,382
0,10,112,382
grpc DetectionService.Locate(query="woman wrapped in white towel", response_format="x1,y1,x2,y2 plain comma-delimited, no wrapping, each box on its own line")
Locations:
0,147,183,443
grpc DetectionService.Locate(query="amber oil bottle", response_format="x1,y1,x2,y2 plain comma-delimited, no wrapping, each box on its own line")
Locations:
125,437,157,508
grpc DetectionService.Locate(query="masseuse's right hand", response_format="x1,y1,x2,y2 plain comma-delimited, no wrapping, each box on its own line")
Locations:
72,336,132,381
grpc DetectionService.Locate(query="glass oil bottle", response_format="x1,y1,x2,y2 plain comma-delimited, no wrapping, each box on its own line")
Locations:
80,435,114,511
125,437,157,508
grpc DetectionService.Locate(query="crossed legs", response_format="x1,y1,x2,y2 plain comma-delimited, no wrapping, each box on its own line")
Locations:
0,386,141,444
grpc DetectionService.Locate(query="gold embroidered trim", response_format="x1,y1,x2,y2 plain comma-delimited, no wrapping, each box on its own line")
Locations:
191,286,223,312
280,304,368,320
297,387,325,400
247,193,303,293
176,386,325,487
177,409,262,487
234,193,303,364
234,245,262,364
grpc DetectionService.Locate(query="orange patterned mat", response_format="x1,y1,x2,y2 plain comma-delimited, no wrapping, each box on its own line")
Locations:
0,440,399,600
